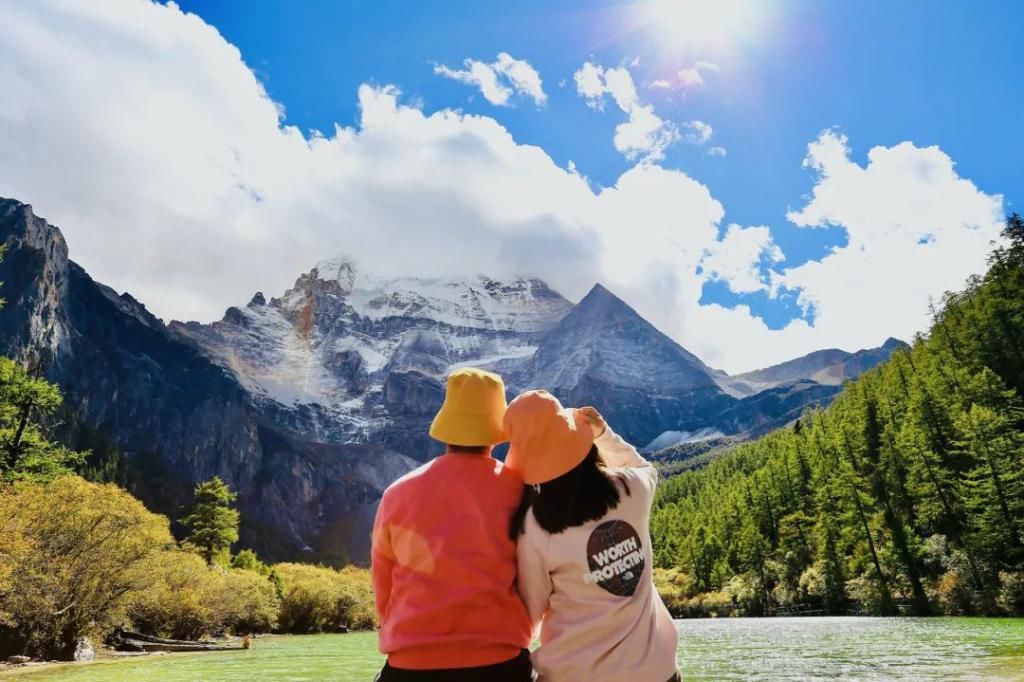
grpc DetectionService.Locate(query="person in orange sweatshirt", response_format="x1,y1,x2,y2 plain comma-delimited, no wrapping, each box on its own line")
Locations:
371,367,534,681
505,391,680,682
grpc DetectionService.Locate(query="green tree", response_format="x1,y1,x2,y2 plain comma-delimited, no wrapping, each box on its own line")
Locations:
0,358,82,482
181,477,239,565
231,548,271,576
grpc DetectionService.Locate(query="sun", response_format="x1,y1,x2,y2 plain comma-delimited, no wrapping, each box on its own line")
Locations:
638,0,768,54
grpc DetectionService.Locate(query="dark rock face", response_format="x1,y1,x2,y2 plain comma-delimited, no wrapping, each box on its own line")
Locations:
0,198,415,564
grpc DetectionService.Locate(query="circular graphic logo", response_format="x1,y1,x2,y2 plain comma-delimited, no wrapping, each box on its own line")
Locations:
584,519,645,597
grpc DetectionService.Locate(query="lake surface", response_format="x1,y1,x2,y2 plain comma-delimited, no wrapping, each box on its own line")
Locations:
9,618,1024,681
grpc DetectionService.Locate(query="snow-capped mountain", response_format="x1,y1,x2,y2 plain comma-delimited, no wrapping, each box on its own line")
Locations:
0,197,902,562
170,258,574,459
171,255,902,463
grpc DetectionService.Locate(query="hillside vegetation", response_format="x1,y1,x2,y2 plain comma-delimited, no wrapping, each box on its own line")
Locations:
0,475,377,659
652,216,1024,618
0,350,374,660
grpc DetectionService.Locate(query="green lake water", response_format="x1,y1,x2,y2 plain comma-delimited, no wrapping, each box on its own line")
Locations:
8,618,1024,681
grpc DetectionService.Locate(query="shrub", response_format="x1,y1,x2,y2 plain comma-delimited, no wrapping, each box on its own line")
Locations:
218,569,280,634
723,572,762,615
232,549,271,576
845,574,894,615
274,563,376,633
997,572,1024,616
695,590,733,617
936,569,973,615
653,567,692,616
125,550,278,639
0,477,172,658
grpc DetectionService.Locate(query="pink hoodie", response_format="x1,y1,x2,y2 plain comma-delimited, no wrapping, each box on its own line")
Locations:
516,428,679,682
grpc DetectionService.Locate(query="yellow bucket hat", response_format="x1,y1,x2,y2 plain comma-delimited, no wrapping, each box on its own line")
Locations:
429,368,509,446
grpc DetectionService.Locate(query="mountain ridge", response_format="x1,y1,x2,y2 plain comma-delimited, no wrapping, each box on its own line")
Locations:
0,196,902,562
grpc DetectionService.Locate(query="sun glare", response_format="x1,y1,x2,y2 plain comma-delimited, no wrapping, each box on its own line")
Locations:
640,0,767,54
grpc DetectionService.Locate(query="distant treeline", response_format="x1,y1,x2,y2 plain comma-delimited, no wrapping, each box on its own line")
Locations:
651,215,1024,618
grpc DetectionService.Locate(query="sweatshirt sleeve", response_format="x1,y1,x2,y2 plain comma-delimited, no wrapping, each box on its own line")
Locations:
516,520,552,639
370,498,395,624
596,427,651,469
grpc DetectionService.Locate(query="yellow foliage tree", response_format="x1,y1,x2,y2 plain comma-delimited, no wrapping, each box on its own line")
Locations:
0,476,173,657
274,562,376,633
125,550,279,639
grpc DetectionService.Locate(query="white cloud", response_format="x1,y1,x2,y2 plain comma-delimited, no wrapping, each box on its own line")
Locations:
682,119,713,144
574,62,607,107
573,61,679,161
677,60,719,88
701,225,783,294
647,61,720,91
434,61,511,106
775,130,1003,339
708,146,727,157
434,52,546,106
0,1,1006,374
493,53,546,105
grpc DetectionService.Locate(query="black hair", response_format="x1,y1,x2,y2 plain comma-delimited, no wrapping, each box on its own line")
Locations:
509,445,630,539
447,444,489,454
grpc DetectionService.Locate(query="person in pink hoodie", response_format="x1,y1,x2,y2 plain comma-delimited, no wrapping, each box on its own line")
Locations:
371,368,534,681
505,391,680,682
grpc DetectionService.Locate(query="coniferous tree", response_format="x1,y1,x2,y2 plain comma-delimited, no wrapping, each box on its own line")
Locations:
182,476,240,565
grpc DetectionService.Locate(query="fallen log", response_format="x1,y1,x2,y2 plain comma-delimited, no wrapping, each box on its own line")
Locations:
118,639,244,653
110,630,244,653
119,631,221,647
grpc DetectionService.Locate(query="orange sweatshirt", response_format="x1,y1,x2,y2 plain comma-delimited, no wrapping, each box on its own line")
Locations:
371,452,533,670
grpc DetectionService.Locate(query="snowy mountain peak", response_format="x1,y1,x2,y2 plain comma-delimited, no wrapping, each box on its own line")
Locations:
310,257,358,294
345,274,571,332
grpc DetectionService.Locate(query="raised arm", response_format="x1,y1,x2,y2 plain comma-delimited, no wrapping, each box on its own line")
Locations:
595,427,651,469
578,406,651,469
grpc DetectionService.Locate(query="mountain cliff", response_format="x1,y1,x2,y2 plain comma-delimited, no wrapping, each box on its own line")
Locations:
0,199,417,564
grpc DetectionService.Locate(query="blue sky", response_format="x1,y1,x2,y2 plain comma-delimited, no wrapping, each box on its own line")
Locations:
175,0,1022,330
0,0,1019,370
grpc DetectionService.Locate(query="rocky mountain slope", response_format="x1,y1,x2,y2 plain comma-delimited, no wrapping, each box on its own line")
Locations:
499,284,732,449
170,258,573,461
0,197,902,562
